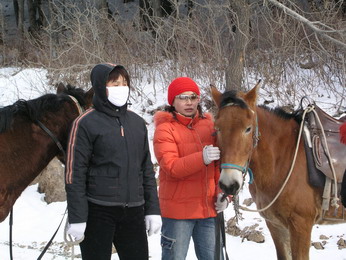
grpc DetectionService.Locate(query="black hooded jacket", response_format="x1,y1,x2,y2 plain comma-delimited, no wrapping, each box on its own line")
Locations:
65,64,160,223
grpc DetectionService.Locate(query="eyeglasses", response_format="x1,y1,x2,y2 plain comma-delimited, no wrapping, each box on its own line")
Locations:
175,94,199,102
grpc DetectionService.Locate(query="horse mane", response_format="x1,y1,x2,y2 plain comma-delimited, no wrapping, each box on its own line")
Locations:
259,105,302,123
220,90,248,109
220,90,302,123
0,84,86,134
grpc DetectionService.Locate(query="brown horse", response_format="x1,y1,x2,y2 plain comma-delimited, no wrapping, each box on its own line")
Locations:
211,83,339,260
0,84,93,223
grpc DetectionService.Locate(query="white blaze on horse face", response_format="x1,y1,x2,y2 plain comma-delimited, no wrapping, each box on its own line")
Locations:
219,168,243,195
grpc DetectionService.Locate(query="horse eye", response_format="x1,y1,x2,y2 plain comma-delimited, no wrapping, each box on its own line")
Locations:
245,126,252,134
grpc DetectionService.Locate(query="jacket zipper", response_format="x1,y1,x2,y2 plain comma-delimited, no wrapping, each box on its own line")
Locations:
116,117,130,206
195,128,211,217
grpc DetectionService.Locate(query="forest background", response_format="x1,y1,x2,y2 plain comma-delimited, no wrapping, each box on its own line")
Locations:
1,0,345,113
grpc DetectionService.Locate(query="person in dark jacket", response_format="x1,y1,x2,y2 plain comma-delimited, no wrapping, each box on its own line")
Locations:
65,63,161,260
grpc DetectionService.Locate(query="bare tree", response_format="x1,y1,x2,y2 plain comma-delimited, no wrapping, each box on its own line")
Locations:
267,0,346,49
225,0,251,91
13,0,25,42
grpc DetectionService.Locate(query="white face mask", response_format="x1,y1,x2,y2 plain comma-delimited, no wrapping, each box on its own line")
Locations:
106,86,129,107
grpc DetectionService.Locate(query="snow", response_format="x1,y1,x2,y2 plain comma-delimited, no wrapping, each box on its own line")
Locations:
0,67,346,259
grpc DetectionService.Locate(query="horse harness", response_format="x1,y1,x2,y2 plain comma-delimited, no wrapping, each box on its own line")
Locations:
35,95,84,159
220,113,260,187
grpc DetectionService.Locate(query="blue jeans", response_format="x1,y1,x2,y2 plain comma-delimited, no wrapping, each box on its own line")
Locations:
161,217,223,260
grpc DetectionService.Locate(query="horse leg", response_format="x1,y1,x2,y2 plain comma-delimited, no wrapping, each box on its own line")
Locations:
288,214,314,260
266,221,292,260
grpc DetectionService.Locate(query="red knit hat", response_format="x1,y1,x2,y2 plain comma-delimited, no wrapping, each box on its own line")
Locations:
167,77,200,105
340,122,346,145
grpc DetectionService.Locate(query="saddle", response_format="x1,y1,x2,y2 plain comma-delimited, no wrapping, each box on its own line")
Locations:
304,104,346,184
303,102,346,220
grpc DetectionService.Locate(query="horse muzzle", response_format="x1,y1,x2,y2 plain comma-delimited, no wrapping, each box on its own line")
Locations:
218,168,243,195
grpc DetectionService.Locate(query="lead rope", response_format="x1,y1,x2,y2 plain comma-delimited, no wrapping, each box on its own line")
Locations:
63,219,84,260
309,108,339,208
239,106,314,213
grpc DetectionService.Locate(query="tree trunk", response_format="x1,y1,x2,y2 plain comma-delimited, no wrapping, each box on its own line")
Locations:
47,0,60,59
13,0,25,41
225,0,250,91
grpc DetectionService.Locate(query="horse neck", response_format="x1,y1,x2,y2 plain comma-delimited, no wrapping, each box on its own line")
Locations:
251,108,301,189
0,121,59,190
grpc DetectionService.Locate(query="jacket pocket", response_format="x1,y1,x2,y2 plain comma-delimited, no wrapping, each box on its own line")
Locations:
87,166,120,197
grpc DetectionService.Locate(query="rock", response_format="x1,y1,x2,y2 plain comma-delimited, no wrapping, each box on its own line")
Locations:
242,230,265,243
319,234,329,240
243,198,253,206
311,242,324,250
337,238,346,249
226,217,241,237
34,157,66,203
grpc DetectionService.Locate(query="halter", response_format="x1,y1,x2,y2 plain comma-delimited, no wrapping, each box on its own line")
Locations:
220,115,259,185
220,163,254,184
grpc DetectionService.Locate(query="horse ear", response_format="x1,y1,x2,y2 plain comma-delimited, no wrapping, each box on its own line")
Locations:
210,84,222,108
244,80,261,109
56,83,66,94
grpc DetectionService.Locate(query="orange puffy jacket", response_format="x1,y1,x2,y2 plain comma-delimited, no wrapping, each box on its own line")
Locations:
153,111,220,219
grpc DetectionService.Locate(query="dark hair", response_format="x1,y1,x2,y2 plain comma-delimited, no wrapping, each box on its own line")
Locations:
108,65,131,89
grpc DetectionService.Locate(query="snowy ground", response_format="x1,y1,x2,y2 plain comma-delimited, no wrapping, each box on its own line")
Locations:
1,184,346,260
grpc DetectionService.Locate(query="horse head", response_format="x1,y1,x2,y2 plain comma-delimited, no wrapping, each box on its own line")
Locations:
211,81,260,196
52,83,94,162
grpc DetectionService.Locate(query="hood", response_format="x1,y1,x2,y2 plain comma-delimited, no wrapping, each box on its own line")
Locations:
90,63,127,117
154,111,212,128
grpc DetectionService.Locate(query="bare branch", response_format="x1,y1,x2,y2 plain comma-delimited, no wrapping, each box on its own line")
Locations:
266,0,346,49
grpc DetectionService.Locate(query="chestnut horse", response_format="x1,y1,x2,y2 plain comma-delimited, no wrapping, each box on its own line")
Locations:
211,83,339,260
0,84,93,223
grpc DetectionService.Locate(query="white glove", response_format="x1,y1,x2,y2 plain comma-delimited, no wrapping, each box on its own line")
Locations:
203,145,220,165
215,193,229,213
145,215,162,236
67,222,86,241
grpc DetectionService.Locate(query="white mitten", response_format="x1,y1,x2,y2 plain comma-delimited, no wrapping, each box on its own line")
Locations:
145,215,162,236
203,145,220,165
67,222,86,241
215,193,229,213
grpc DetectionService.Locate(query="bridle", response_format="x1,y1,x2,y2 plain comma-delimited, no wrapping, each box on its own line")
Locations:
220,114,260,185
35,95,84,159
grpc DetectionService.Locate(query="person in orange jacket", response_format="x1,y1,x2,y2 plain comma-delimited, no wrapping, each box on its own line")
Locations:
153,77,229,260
340,122,346,207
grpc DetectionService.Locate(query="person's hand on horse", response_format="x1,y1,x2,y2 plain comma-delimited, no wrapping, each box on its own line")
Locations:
145,215,162,236
215,193,230,213
67,222,86,241
203,145,220,165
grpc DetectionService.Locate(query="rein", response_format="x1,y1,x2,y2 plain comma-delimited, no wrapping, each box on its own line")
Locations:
36,95,84,159
36,120,66,158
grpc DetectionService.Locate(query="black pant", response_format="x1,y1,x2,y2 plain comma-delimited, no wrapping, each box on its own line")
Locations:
80,202,148,260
